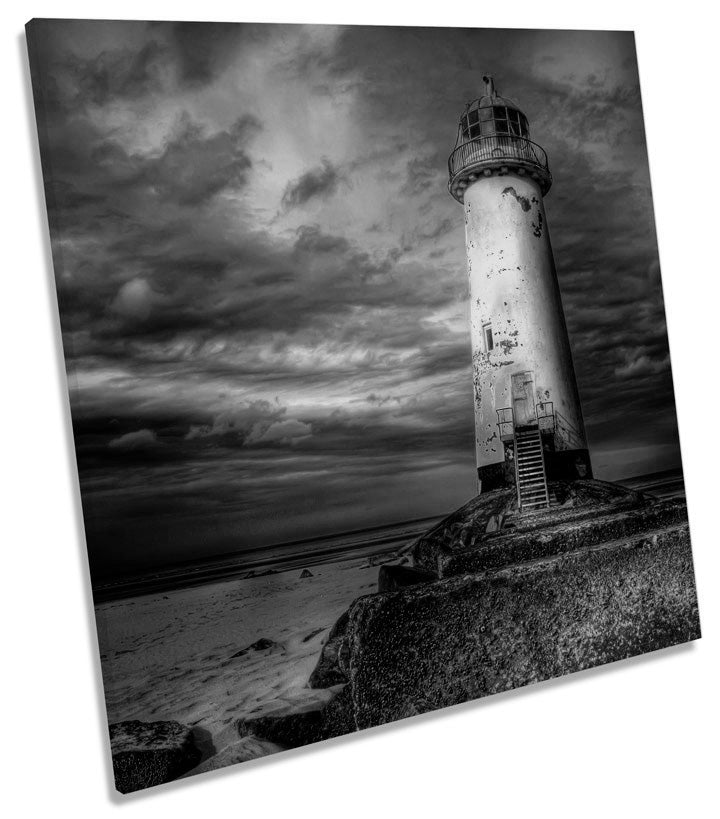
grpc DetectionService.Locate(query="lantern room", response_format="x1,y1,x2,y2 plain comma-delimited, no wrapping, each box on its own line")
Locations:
460,83,530,141
448,75,552,202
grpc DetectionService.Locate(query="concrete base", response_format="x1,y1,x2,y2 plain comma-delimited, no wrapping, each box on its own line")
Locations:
478,448,592,490
297,486,700,739
337,524,700,731
546,448,593,481
477,461,513,491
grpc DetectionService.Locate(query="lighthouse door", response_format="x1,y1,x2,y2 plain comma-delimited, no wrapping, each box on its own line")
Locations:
511,371,537,427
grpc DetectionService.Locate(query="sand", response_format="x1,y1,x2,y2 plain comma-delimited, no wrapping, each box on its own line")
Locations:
95,558,380,749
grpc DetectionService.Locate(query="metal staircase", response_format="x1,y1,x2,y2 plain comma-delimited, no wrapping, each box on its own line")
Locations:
514,428,550,512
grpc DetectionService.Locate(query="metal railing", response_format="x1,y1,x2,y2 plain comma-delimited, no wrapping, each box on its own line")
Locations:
536,401,555,435
448,135,549,182
496,402,585,449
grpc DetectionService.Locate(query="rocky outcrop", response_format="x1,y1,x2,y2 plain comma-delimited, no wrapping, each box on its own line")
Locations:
217,486,700,765
339,524,700,731
221,685,346,750
223,637,282,665
411,479,647,573
443,496,688,576
110,720,203,793
181,736,285,779
308,610,351,688
377,564,437,592
180,736,283,777
281,491,700,742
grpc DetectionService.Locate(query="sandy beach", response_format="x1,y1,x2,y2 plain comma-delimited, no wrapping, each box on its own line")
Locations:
94,470,685,777
95,556,381,752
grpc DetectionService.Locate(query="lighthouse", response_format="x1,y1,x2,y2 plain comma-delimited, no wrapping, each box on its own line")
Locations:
448,76,592,510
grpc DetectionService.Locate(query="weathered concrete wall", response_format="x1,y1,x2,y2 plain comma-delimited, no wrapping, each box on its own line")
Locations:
443,498,688,576
411,479,647,573
342,527,700,731
464,173,587,476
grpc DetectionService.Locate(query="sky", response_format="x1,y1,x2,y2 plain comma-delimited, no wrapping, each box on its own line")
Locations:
28,20,682,581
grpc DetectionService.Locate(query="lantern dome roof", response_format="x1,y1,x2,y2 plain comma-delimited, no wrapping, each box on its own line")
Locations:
463,76,525,117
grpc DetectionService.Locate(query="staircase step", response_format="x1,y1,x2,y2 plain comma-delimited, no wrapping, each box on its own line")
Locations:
514,429,549,512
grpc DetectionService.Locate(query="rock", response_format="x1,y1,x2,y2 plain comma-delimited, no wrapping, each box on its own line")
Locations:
238,711,322,749
242,568,277,579
300,568,313,578
110,720,202,793
377,564,437,593
339,522,700,731
180,736,282,777
224,686,345,750
230,637,279,658
410,479,648,573
443,497,689,577
319,685,355,739
485,513,503,532
308,610,350,688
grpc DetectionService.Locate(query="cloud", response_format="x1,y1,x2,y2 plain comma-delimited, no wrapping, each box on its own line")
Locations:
166,22,269,88
615,351,670,379
282,159,341,208
185,400,286,440
111,278,157,321
73,40,166,105
28,21,681,580
248,419,312,444
108,428,160,450
143,115,260,206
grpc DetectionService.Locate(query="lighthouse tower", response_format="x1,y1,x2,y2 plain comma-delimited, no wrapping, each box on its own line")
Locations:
448,76,592,509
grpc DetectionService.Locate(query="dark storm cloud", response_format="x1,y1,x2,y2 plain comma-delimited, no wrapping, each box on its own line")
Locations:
166,21,268,87
71,40,166,105
28,21,680,580
282,160,341,208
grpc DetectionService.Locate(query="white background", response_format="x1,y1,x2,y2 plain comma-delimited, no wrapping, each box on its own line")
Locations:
2,2,718,816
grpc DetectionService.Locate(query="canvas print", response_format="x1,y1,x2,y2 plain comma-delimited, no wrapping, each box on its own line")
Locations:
27,19,701,793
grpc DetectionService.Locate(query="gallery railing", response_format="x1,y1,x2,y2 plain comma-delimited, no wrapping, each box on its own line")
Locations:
448,135,550,185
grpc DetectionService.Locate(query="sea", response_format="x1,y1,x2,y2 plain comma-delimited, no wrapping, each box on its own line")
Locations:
93,467,685,603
